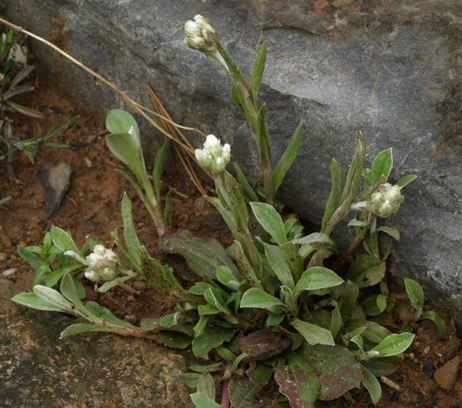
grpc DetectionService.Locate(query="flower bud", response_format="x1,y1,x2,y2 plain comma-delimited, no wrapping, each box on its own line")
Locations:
195,134,231,174
369,183,404,218
183,15,217,53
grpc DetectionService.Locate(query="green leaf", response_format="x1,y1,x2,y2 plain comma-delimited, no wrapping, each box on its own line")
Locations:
160,331,193,349
59,323,131,338
263,243,294,289
152,138,171,203
292,232,331,246
322,160,342,232
274,352,319,407
17,246,46,270
216,266,240,291
12,292,66,312
339,133,366,205
216,347,237,361
371,148,393,183
60,271,95,319
396,174,417,188
179,373,201,389
229,363,272,408
370,332,415,358
361,294,388,317
106,109,140,140
106,132,149,192
419,310,447,338
346,319,391,345
192,328,235,360
272,120,304,193
291,319,335,346
234,163,259,203
240,288,283,309
345,255,386,288
86,301,139,329
250,43,266,108
203,287,234,319
250,202,286,245
404,278,423,319
50,226,81,255
375,226,400,241
158,230,239,280
33,285,75,312
299,343,362,401
360,364,382,405
197,372,216,401
294,267,344,295
97,276,133,292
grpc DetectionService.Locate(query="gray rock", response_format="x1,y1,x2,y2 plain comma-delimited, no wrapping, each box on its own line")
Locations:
5,1,462,319
0,279,193,407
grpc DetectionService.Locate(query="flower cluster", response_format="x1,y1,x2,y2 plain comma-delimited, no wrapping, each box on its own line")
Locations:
368,183,404,218
183,15,229,72
84,244,120,282
195,134,231,174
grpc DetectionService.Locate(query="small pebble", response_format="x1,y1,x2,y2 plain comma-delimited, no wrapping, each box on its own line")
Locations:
0,252,7,261
390,391,401,402
2,268,16,277
423,358,434,376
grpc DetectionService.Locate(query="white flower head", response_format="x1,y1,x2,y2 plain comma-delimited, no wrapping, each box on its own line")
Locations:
85,269,101,282
195,134,231,174
183,15,217,52
369,183,404,218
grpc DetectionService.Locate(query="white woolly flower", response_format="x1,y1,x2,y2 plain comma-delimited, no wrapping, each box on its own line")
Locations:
369,183,404,218
85,269,101,282
83,245,120,282
183,15,216,52
195,134,231,174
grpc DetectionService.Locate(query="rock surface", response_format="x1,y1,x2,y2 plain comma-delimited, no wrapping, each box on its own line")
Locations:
0,279,193,407
4,1,462,319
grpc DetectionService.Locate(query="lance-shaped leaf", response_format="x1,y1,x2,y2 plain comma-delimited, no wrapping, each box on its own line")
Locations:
50,226,81,255
291,319,335,346
240,288,283,309
264,243,295,289
274,352,319,407
371,148,393,183
12,292,67,312
197,372,216,402
360,364,382,405
158,229,239,279
250,43,266,108
340,133,366,204
404,278,423,319
250,202,286,245
273,120,304,193
33,285,75,313
292,232,332,246
396,174,417,188
368,332,415,358
419,310,447,338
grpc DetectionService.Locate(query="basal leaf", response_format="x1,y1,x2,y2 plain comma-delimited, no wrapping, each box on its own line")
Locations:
12,292,66,312
197,372,216,401
299,343,362,401
250,202,286,245
345,255,386,288
33,285,75,312
160,331,193,349
229,363,272,408
240,288,283,309
294,267,344,296
192,327,235,360
346,319,391,345
291,319,335,346
321,159,342,232
250,43,266,108
370,332,415,358
106,109,140,140
60,323,131,338
263,243,295,289
292,232,331,246
274,352,319,407
17,246,46,270
360,364,382,404
158,229,239,279
419,310,447,338
190,392,221,408
404,278,423,319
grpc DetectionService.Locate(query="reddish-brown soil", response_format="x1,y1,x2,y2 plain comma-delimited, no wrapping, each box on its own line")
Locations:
1,78,461,408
